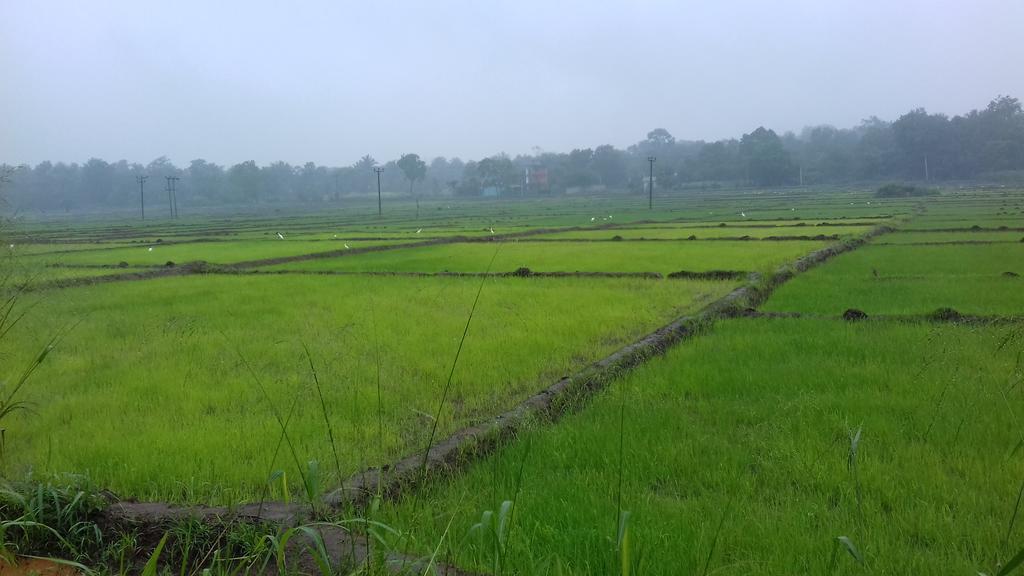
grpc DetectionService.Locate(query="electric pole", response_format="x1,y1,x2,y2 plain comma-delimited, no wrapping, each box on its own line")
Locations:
165,176,180,218
137,175,148,220
924,154,930,182
647,156,656,210
374,167,384,217
165,176,174,218
170,176,180,218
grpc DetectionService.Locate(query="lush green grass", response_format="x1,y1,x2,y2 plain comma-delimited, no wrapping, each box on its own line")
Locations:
260,240,829,275
874,231,1024,244
13,238,417,268
534,225,876,241
379,319,1024,575
766,244,1024,315
5,242,138,255
900,216,1024,230
2,274,735,503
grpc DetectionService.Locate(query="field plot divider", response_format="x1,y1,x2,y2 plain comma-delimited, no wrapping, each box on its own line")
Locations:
25,223,617,291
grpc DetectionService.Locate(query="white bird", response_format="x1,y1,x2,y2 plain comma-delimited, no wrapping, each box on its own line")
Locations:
277,233,285,240
148,247,154,252
489,227,495,234
8,244,13,249
791,208,795,211
344,243,350,249
740,212,747,218
416,228,422,234
608,215,612,219
590,217,595,222
333,234,337,238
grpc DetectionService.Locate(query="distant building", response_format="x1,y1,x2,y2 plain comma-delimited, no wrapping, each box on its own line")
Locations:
525,165,549,194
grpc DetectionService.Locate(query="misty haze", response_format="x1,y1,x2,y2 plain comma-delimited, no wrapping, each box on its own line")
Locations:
2,2,1024,575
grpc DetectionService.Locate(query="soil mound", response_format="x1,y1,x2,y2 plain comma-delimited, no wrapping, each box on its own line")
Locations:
842,309,868,321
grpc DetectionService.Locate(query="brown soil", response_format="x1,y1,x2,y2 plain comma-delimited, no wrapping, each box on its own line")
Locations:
0,558,79,576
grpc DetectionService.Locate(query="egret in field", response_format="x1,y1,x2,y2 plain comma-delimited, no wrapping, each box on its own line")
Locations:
416,228,422,234
277,232,285,240
590,217,595,222
489,227,495,234
148,247,154,252
344,244,350,249
333,234,337,238
740,212,747,218
8,244,13,249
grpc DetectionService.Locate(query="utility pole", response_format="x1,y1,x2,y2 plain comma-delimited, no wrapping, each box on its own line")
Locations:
647,156,656,210
171,176,179,217
374,167,384,217
165,176,173,217
165,176,180,218
137,175,148,220
924,154,930,182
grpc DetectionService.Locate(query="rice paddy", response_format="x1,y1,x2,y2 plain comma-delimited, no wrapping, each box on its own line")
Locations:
3,187,1024,574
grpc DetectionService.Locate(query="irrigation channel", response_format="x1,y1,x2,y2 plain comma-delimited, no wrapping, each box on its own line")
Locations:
82,224,900,574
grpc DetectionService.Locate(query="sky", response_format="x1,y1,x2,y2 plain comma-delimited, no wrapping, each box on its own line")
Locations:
2,0,1023,167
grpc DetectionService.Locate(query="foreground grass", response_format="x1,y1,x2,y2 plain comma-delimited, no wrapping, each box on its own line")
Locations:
260,240,829,275
1,274,733,503
380,318,1024,575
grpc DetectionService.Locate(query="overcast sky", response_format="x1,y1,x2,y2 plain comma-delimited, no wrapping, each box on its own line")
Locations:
2,0,1022,167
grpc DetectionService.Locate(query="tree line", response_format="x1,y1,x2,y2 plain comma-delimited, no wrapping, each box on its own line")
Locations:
4,95,1023,213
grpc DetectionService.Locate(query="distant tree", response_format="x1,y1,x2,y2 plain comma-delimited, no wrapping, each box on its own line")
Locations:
396,153,427,196
563,148,596,187
740,127,794,186
476,154,518,193
264,161,296,200
891,108,951,179
591,144,627,187
228,160,262,202
81,158,114,205
645,128,675,148
692,140,742,182
186,159,224,204
352,155,378,194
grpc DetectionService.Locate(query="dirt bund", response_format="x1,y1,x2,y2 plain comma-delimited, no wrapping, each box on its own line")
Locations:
899,226,1024,233
874,240,1016,246
232,269,667,280
736,309,1024,325
667,270,748,281
520,234,841,242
